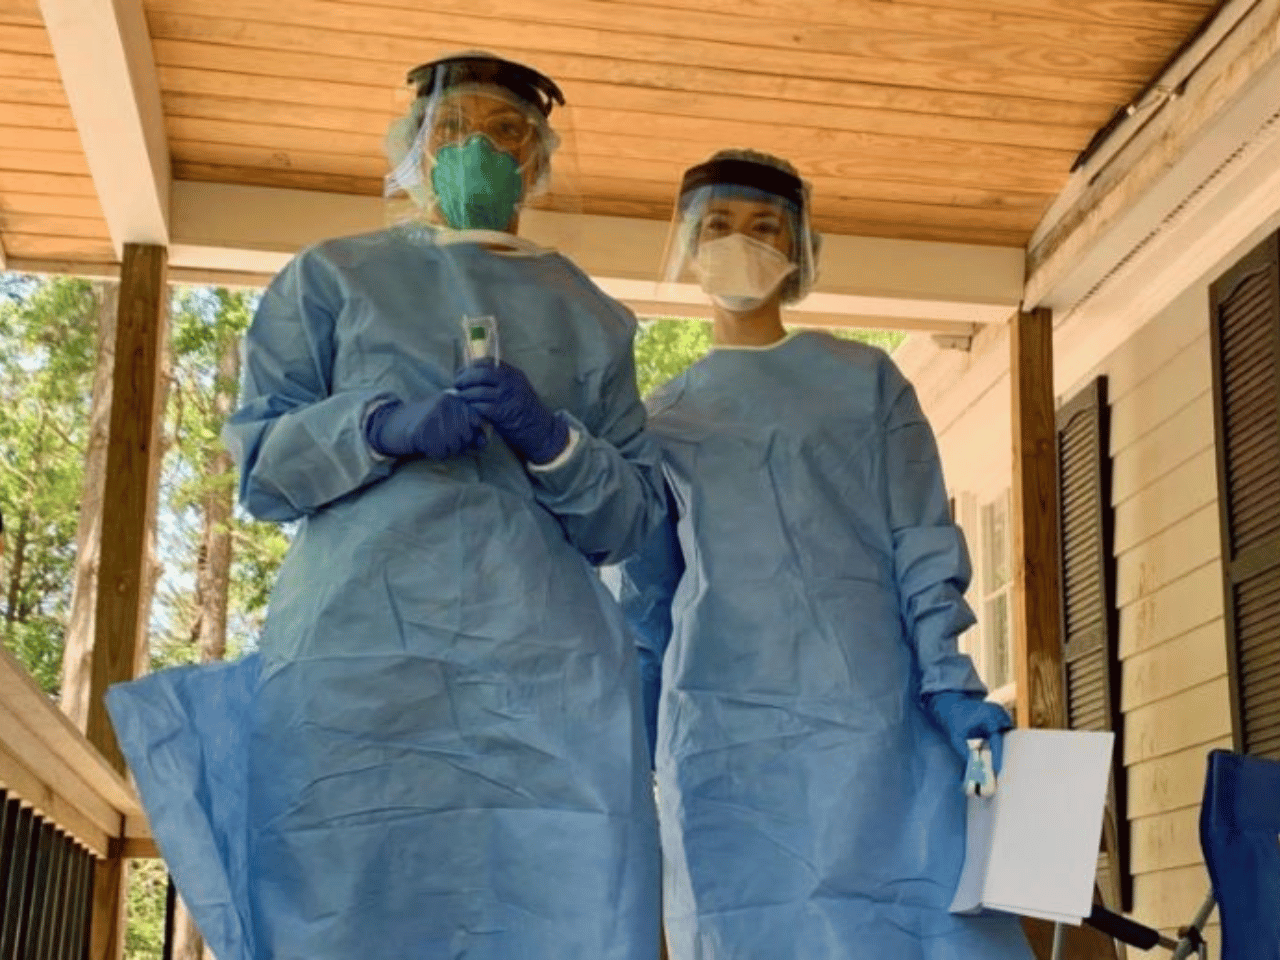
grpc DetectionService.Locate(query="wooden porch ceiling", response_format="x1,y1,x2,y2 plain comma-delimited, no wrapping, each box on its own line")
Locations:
0,1,109,264
0,0,1220,271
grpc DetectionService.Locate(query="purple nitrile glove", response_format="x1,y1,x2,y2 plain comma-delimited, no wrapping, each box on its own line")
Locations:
926,690,1014,774
453,359,569,465
364,394,487,460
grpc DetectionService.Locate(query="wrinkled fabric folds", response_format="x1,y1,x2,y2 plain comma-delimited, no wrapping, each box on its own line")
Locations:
111,226,664,960
612,332,1032,960
107,655,260,960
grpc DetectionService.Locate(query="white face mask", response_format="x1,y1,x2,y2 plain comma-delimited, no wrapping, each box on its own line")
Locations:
691,233,797,312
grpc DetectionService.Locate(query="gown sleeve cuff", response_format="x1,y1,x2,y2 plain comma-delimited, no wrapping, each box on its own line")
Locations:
526,421,582,473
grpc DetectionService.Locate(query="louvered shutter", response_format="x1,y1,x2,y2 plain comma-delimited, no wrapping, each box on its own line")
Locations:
1057,376,1130,911
1209,231,1280,759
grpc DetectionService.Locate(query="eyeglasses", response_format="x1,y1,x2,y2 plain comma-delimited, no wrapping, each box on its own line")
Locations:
428,109,537,153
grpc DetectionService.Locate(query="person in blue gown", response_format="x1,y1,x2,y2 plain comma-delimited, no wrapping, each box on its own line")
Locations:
610,149,1035,960
107,52,663,960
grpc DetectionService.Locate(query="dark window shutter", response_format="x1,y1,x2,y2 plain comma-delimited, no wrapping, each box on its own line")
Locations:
1209,230,1280,759
1056,376,1130,911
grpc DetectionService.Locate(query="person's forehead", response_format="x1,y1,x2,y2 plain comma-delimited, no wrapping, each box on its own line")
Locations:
702,197,787,216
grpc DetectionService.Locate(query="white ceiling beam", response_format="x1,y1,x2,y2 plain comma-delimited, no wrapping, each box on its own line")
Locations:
1024,0,1280,315
168,181,1022,331
38,0,170,251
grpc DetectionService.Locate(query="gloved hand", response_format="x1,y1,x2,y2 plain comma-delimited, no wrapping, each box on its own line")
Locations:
453,359,569,465
927,691,1014,774
364,394,487,459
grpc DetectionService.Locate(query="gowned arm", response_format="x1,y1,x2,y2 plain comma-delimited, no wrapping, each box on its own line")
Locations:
221,254,396,522
527,344,667,565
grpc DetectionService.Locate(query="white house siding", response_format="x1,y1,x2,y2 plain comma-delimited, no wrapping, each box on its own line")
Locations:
1067,285,1229,954
894,287,1238,956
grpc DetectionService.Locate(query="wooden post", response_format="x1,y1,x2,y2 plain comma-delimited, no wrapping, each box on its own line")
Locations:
1010,307,1067,732
84,244,169,960
85,244,169,773
1010,309,1121,960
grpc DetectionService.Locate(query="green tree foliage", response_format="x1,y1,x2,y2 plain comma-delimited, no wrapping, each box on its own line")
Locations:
0,276,100,694
633,318,714,398
125,860,170,960
149,286,283,670
631,316,904,400
831,327,906,354
0,276,282,958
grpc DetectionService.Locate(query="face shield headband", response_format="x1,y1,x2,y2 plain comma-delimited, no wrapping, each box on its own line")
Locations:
406,55,565,119
677,159,805,219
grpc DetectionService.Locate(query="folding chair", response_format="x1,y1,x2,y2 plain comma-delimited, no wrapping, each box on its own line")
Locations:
1053,749,1280,960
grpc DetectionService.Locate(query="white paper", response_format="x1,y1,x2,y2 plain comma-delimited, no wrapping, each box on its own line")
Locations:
949,793,995,914
949,728,1114,922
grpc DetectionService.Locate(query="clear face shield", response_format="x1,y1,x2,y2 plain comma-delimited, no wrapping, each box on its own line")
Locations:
660,158,818,311
383,54,576,236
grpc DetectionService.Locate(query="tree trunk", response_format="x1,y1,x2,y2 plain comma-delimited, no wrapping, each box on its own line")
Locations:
173,325,240,960
196,333,239,663
59,282,118,728
5,511,28,624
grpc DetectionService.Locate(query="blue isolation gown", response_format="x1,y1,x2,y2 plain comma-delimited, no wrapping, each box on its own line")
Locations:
611,332,1033,960
108,225,664,960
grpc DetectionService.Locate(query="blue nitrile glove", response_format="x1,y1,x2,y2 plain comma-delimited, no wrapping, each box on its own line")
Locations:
364,395,487,459
926,691,1014,774
453,359,570,465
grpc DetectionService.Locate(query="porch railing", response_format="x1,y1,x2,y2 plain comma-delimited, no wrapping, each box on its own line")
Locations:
0,646,154,960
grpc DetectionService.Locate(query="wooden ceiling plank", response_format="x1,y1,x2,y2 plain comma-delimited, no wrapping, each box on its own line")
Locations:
0,212,111,240
0,23,54,57
0,192,105,218
0,11,42,28
168,139,1056,214
165,114,384,156
0,50,62,83
169,140,387,178
314,0,1197,59
159,90,1077,171
585,0,1215,33
144,7,1142,104
0,124,87,152
564,78,1103,146
149,0,1170,85
574,136,1070,191
0,102,75,129
166,117,1072,193
170,160,384,197
156,64,1101,151
162,110,1074,193
150,37,1110,127
0,77,70,108
1,0,43,22
0,170,98,194
0,148,91,176
1,233,117,261
573,167,1055,213
565,175,1045,232
818,218,1029,246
